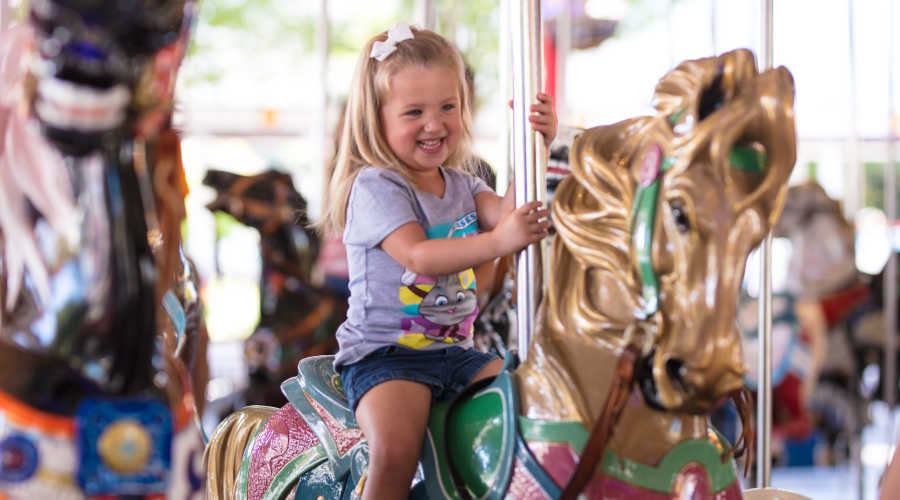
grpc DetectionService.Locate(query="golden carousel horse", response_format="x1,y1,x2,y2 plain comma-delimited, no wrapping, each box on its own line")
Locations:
204,48,796,499
0,1,206,497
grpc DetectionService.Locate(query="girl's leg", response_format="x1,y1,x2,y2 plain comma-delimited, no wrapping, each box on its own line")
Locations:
355,379,432,500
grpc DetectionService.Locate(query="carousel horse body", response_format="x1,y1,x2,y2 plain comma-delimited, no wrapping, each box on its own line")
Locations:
205,49,797,499
0,2,205,498
203,169,344,407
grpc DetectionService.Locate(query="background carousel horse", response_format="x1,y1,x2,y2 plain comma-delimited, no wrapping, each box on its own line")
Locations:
203,169,345,408
0,1,206,498
204,48,796,500
736,181,886,465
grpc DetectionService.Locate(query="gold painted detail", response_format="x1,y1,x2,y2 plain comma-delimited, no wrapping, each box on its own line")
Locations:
354,473,366,497
97,418,152,473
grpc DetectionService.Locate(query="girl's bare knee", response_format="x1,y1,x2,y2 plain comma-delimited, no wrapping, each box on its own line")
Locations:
367,435,421,472
369,443,421,481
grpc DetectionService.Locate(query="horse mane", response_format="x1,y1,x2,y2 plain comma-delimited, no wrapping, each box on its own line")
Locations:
545,117,657,339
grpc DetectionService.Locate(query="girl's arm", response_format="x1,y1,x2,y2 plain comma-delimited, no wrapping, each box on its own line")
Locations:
381,201,549,276
474,184,515,231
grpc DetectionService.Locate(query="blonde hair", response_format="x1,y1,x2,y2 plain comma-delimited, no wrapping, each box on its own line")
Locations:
318,25,475,234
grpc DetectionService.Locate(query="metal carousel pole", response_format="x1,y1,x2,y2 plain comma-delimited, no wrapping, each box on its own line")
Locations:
510,0,545,361
756,0,774,489
847,2,866,497
555,0,571,123
1,0,9,30
315,0,329,212
885,0,898,472
500,0,512,193
416,0,436,30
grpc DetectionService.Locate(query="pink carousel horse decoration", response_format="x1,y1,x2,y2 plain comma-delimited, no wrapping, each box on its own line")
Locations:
204,48,797,500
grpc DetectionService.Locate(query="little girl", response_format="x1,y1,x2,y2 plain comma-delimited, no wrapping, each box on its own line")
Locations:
319,22,556,499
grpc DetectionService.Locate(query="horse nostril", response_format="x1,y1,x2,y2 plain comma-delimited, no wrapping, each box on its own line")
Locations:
665,358,689,392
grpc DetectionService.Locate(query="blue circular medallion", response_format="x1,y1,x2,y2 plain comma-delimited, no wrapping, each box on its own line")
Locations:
0,435,39,482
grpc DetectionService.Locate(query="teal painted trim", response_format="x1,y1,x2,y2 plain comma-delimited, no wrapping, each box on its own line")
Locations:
162,289,186,341
514,434,562,499
281,376,349,478
629,155,676,318
600,439,737,493
420,401,462,500
294,356,358,430
661,156,677,172
484,370,519,500
517,417,588,453
730,146,767,173
234,420,267,500
261,444,327,500
281,376,306,415
668,107,687,126
501,351,520,372
632,178,662,316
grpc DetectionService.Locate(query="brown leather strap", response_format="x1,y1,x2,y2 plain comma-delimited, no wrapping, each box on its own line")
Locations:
728,386,756,478
559,344,639,500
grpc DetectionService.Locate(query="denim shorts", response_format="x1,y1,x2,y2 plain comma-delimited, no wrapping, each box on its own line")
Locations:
338,345,498,411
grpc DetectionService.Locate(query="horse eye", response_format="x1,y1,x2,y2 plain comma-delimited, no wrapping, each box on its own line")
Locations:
670,202,691,233
456,291,465,302
435,296,448,306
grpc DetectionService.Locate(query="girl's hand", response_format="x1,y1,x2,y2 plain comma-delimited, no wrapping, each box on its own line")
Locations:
508,93,559,148
529,93,558,148
491,201,551,255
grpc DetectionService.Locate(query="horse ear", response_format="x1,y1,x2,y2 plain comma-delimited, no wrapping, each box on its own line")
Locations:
202,168,239,191
725,65,797,228
652,48,796,229
653,49,758,130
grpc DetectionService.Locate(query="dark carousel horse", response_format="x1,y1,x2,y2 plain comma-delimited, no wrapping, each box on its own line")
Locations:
205,49,797,500
203,169,345,408
0,1,205,498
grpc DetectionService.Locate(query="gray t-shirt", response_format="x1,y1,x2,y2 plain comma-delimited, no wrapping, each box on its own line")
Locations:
334,166,492,368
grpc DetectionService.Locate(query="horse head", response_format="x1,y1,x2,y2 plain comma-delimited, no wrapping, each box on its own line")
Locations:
775,181,857,299
203,168,319,283
536,49,796,419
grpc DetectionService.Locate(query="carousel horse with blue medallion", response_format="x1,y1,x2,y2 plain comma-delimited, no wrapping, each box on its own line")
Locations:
0,0,206,497
204,48,797,499
202,168,345,408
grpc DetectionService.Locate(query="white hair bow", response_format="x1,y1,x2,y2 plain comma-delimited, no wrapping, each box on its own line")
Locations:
369,22,414,62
